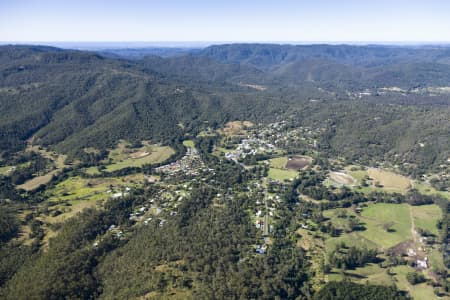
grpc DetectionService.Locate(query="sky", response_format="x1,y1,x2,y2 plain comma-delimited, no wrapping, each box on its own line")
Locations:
1,0,450,44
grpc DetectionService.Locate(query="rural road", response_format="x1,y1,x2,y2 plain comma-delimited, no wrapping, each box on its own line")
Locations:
409,205,418,244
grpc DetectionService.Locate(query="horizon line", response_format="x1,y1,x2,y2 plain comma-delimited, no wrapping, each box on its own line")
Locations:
1,41,450,49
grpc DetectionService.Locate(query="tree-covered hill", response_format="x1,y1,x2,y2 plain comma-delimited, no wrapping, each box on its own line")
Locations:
0,44,449,171
0,45,283,158
199,43,450,88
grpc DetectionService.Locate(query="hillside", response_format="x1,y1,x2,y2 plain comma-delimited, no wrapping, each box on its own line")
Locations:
0,44,449,171
200,44,450,88
0,46,283,158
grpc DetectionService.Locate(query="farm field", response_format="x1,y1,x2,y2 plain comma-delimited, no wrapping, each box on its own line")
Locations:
367,168,411,192
413,181,450,200
47,175,142,203
17,170,57,191
321,202,444,299
391,266,438,300
39,174,144,226
286,155,312,170
268,168,297,181
269,156,288,169
344,167,414,194
411,204,442,235
269,155,312,170
323,204,411,251
104,141,174,172
324,203,442,251
358,203,412,249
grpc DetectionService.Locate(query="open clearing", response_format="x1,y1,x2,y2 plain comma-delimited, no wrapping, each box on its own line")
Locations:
326,264,438,299
182,140,195,148
0,165,14,175
268,168,297,181
105,141,174,172
17,170,58,191
324,203,413,250
16,145,70,191
47,175,142,203
286,155,312,170
322,202,443,298
367,168,411,192
267,156,298,180
220,120,254,136
413,180,450,200
269,155,312,170
347,166,414,194
359,203,412,249
324,202,441,250
410,204,441,235
329,171,356,185
43,174,144,224
238,83,267,91
269,156,288,169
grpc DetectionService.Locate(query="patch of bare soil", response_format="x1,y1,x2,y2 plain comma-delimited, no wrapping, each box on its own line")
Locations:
286,156,312,170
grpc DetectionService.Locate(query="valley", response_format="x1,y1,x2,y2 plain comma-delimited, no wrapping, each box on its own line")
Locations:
0,44,449,299
1,117,449,299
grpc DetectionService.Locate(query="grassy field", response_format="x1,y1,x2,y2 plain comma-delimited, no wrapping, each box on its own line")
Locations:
324,203,413,250
347,167,413,194
359,203,412,249
325,231,379,251
411,204,442,235
85,166,101,175
47,175,142,203
182,140,195,148
265,156,297,181
17,170,58,191
269,156,288,169
14,146,71,190
413,181,450,200
429,247,446,271
105,142,174,172
0,165,13,175
46,199,101,224
322,201,446,298
367,168,411,193
268,168,297,181
327,264,439,299
42,174,144,223
391,265,437,300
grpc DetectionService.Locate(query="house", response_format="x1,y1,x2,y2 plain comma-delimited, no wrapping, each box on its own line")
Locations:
416,257,428,269
256,245,266,254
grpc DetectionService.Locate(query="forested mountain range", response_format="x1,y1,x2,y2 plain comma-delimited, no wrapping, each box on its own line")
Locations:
0,44,449,171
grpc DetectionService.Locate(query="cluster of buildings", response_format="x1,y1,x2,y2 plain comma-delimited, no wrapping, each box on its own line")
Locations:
155,147,205,177
223,121,321,164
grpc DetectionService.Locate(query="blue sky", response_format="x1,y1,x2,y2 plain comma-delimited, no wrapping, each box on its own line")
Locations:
1,0,450,42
